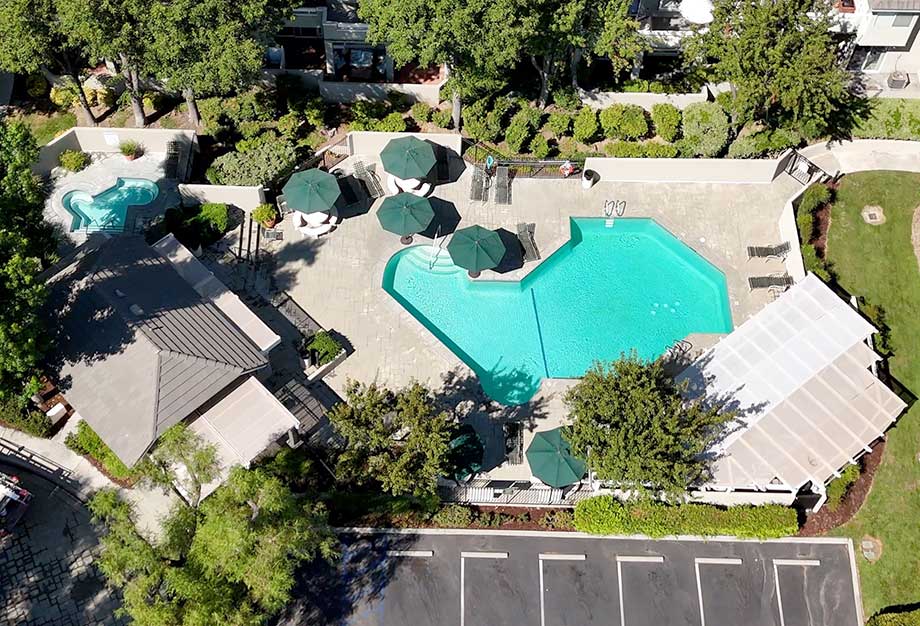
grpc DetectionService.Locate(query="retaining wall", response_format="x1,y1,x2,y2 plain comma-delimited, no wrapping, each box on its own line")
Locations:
583,153,787,184
177,184,266,212
579,87,708,111
346,131,462,157
319,79,444,106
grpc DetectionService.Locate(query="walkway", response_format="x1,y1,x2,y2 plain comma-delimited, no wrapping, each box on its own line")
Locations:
800,139,920,176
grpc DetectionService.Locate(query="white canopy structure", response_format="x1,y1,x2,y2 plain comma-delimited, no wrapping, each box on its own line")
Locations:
679,0,714,24
678,274,905,495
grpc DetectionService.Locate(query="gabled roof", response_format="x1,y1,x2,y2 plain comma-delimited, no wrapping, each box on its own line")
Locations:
678,274,906,491
50,237,267,466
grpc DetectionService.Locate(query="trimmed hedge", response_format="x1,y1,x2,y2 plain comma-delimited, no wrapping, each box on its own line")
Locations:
573,107,599,143
599,103,648,140
546,112,571,137
59,149,90,172
65,421,139,481
681,102,730,158
411,102,432,123
206,137,296,186
574,495,799,538
867,608,920,626
826,463,860,511
651,103,681,143
431,108,452,129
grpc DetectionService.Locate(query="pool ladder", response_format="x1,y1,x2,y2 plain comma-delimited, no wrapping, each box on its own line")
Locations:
603,200,627,227
429,225,445,270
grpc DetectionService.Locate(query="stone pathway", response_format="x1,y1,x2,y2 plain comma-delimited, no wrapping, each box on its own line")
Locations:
0,463,127,626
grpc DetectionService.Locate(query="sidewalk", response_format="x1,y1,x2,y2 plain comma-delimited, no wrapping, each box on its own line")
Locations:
800,138,920,176
0,420,175,539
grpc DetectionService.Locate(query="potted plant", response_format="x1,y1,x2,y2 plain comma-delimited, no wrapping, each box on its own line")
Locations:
252,203,278,228
119,140,142,161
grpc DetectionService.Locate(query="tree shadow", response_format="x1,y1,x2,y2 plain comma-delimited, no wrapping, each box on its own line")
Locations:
418,197,461,239
273,532,420,626
821,85,873,143
492,228,525,274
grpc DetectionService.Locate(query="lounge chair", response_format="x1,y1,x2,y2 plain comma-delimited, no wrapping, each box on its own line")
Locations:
748,274,795,291
495,166,512,205
516,223,541,262
747,242,791,260
354,160,385,198
470,167,486,202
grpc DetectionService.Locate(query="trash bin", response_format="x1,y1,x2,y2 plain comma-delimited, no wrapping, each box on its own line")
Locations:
582,169,597,189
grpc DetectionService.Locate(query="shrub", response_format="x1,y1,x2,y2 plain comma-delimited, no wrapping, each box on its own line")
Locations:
505,110,535,153
651,103,681,142
65,421,138,481
801,245,832,282
825,463,860,511
600,104,648,140
604,141,645,157
302,98,326,129
374,112,408,132
539,509,575,529
411,101,432,123
387,90,411,112
0,396,52,438
224,89,275,124
799,183,831,216
432,504,474,528
546,112,572,137
49,84,77,108
93,87,117,108
572,107,599,143
119,140,141,158
867,608,920,626
681,102,730,157
730,128,803,158
251,203,277,225
574,495,799,538
236,129,278,153
59,150,90,172
198,202,229,234
763,128,802,153
305,331,344,365
645,142,679,158
727,134,762,159
206,138,297,186
26,73,47,98
351,99,389,126
142,91,167,111
797,207,815,244
276,111,301,139
431,108,452,129
238,120,265,140
552,87,581,111
529,134,551,158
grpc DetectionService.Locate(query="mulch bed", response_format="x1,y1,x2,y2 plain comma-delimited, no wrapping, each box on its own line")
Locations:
341,504,574,532
798,439,885,536
812,180,838,258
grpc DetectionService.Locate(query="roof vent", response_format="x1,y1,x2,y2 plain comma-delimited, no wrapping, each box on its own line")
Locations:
129,304,145,316
114,288,126,297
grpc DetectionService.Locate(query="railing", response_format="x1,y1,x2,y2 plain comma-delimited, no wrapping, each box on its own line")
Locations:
440,480,595,507
462,139,586,179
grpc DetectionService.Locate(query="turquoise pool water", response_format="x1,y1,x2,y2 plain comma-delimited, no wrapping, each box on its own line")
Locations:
382,218,733,405
62,178,159,231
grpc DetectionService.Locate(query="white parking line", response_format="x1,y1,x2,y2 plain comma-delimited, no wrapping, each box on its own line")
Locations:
460,552,508,626
617,556,665,626
539,554,587,626
695,557,743,626
773,558,821,626
387,550,433,557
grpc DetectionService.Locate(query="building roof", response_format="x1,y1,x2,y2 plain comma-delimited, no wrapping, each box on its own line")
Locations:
152,234,281,353
869,0,920,11
677,274,905,491
50,237,268,466
188,376,300,499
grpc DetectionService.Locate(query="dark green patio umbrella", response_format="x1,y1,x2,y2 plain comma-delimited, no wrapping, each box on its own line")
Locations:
380,136,436,180
376,193,435,244
525,427,587,489
447,225,505,277
282,168,341,214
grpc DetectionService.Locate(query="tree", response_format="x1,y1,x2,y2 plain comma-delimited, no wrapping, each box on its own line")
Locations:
0,120,54,261
0,0,97,123
330,380,453,497
689,0,849,136
140,424,220,509
146,0,296,126
57,0,150,126
359,0,537,129
563,355,731,496
89,467,337,626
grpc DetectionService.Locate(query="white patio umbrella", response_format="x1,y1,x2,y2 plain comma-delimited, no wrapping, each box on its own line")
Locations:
679,0,714,24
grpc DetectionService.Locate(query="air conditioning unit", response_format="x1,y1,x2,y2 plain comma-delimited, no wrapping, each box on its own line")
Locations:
887,71,910,89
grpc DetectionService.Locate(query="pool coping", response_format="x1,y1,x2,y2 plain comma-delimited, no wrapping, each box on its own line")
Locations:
50,171,168,235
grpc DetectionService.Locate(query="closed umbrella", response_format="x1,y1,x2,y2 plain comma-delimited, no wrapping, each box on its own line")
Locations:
380,136,436,180
376,193,435,244
282,169,341,214
525,427,587,489
447,225,505,278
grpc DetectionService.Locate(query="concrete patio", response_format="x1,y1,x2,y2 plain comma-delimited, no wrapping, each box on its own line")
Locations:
269,154,802,482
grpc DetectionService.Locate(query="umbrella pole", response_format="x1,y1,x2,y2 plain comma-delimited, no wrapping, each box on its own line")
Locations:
468,270,481,279
400,235,414,245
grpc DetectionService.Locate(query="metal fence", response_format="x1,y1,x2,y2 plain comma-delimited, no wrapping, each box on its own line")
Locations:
461,139,586,179
440,480,595,507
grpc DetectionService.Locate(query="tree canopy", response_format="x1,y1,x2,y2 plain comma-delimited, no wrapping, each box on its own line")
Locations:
330,380,453,497
690,0,850,137
139,424,220,509
89,467,337,626
563,355,731,496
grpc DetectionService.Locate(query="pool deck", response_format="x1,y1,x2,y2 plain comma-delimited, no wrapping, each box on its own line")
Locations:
271,157,801,480
43,151,179,253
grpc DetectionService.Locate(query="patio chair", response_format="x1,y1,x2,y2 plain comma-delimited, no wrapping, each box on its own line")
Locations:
747,241,791,260
470,167,486,202
276,194,289,215
516,222,541,262
748,274,796,291
495,166,512,205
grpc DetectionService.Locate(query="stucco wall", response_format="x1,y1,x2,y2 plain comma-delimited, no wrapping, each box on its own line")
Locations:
178,184,266,212
579,87,708,111
319,79,444,106
583,155,783,184
346,131,462,157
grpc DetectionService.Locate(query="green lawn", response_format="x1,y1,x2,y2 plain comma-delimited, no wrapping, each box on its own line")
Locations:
15,110,77,145
824,171,920,616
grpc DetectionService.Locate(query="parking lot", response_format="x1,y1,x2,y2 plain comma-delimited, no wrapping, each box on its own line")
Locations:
282,530,862,626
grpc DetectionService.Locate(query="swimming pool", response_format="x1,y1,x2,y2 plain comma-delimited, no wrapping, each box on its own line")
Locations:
62,178,159,231
382,218,733,405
